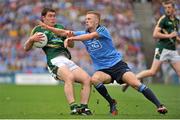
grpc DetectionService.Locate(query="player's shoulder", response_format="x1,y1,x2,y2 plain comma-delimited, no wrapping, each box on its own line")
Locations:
31,25,42,35
175,16,180,22
156,15,167,26
97,25,108,32
55,24,65,29
158,15,166,22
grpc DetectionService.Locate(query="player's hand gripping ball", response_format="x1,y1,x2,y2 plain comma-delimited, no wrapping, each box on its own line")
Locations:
33,32,48,48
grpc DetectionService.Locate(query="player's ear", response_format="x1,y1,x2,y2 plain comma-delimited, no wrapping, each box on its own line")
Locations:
95,20,98,25
41,16,45,22
40,17,43,22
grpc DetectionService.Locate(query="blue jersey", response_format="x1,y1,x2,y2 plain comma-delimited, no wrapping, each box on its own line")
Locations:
74,25,122,70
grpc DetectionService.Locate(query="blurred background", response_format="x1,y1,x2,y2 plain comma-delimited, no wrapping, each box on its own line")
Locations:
0,0,179,85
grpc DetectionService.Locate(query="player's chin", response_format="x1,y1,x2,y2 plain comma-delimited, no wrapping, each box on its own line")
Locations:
85,24,90,28
85,26,91,31
49,22,56,26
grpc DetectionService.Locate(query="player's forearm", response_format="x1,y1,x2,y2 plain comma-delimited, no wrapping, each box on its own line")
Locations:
70,35,91,41
38,21,68,37
24,38,34,51
153,32,170,39
70,32,98,41
46,25,68,37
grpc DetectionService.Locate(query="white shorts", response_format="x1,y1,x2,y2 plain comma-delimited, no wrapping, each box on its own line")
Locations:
51,55,78,71
154,48,180,62
48,55,79,79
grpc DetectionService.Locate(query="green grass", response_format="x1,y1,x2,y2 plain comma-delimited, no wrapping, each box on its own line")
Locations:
0,84,180,119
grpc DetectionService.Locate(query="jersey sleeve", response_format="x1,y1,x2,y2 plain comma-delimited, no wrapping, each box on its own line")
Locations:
30,26,39,35
96,26,109,38
157,16,166,29
73,31,86,36
55,24,65,29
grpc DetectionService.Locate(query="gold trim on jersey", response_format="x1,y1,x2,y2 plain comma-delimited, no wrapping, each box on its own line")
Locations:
30,25,41,36
46,44,62,48
157,15,166,26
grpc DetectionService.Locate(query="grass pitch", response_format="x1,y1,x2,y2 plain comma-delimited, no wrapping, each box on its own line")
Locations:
0,84,179,119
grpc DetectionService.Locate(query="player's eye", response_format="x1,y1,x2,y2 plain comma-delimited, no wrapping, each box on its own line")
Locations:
47,14,56,18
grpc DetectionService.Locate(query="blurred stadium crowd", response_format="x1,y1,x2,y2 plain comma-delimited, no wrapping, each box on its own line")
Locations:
0,0,145,74
0,0,179,83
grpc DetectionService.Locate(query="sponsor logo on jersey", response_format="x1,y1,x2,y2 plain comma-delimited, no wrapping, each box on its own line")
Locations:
86,39,102,51
168,22,172,25
51,38,63,43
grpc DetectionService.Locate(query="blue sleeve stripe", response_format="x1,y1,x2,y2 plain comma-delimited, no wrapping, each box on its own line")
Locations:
97,26,105,32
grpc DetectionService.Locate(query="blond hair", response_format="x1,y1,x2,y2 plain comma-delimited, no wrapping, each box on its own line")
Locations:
87,11,101,24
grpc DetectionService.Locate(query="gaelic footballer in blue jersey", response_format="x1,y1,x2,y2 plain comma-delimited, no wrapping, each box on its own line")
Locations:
64,11,167,115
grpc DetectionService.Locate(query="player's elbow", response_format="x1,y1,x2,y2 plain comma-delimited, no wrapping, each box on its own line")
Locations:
67,41,74,48
24,45,31,52
153,33,158,39
68,44,74,48
24,46,29,52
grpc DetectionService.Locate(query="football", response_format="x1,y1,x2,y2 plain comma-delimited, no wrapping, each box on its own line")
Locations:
33,32,48,48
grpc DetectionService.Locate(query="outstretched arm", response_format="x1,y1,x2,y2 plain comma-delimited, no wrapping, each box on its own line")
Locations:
68,32,99,41
64,32,99,48
38,21,72,37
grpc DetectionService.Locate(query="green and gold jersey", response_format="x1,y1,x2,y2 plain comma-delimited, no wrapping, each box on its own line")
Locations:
31,24,71,68
156,15,179,50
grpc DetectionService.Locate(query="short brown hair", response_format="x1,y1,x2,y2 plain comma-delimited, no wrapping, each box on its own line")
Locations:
163,1,175,8
41,8,56,17
87,11,101,23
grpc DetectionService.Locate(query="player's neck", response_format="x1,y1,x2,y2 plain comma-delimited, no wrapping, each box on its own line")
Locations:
44,22,55,27
89,27,96,33
169,15,175,20
88,25,99,33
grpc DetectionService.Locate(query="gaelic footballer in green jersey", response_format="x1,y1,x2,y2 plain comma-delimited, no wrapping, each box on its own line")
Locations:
154,14,179,60
31,24,71,75
123,2,180,105
24,8,92,115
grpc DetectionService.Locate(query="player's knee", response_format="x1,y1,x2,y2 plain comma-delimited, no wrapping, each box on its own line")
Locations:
64,74,75,84
91,75,100,85
82,76,91,86
176,71,180,77
128,82,141,90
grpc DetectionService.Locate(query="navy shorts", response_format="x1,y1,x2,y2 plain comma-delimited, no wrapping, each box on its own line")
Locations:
98,60,131,84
